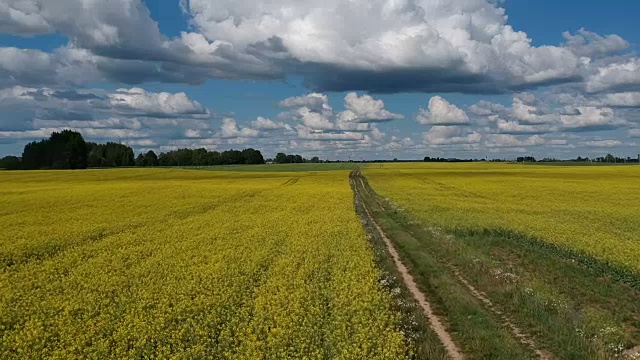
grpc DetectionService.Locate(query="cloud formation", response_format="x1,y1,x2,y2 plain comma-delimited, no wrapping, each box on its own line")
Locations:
417,96,470,125
1,0,621,94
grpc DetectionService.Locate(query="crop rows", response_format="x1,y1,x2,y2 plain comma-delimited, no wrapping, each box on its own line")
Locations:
0,169,408,359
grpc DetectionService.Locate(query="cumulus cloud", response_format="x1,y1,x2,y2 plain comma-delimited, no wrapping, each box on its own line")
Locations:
275,92,400,146
584,139,624,147
484,134,545,148
220,118,260,138
183,0,585,93
562,28,628,58
295,107,335,130
0,0,599,93
555,107,625,132
586,58,640,93
595,92,640,108
494,118,553,134
423,126,481,146
0,0,53,35
0,47,102,87
468,100,508,117
385,136,414,150
469,93,630,134
109,88,208,117
251,116,291,131
296,126,363,141
340,93,403,122
279,93,330,112
417,96,469,125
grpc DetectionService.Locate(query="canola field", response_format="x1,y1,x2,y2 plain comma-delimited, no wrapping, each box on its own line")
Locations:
0,169,408,359
363,162,640,273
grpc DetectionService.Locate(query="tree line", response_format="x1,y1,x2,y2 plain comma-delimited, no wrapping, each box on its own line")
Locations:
0,130,265,170
269,153,320,164
144,148,265,167
14,130,136,170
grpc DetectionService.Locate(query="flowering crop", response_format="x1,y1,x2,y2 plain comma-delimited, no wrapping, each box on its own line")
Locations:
364,162,640,273
0,168,408,359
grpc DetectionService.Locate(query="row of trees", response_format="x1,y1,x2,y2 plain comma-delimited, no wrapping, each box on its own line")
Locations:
87,142,135,168
136,148,265,167
517,155,640,163
1,131,266,170
270,153,320,164
423,156,475,163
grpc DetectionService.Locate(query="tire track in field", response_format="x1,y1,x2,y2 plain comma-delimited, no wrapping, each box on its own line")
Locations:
282,177,301,186
447,266,553,360
353,170,553,360
353,171,464,360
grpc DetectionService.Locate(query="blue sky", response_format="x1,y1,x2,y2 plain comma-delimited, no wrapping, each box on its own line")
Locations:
1,0,639,160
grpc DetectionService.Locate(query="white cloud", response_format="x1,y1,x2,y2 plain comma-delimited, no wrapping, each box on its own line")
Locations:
559,107,626,131
417,96,469,125
468,93,631,134
279,93,330,112
251,116,291,131
296,126,363,141
109,88,208,117
485,134,545,148
385,136,414,150
584,139,624,147
295,107,335,130
595,92,640,107
511,95,558,124
370,126,385,141
494,118,552,134
468,100,508,116
220,118,260,138
341,92,403,122
629,129,640,138
586,58,640,93
562,28,628,58
423,126,481,146
167,0,584,92
0,0,53,35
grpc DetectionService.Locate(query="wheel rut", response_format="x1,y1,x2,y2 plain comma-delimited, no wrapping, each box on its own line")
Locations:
352,170,553,360
352,171,464,360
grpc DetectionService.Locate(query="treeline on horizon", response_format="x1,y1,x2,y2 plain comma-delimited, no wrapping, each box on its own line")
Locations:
0,130,267,170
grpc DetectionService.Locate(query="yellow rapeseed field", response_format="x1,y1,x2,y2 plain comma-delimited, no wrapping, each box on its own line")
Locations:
364,162,640,273
0,168,408,359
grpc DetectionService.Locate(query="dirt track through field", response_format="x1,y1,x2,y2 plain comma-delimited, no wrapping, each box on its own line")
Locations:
353,172,464,360
448,266,552,360
353,170,554,360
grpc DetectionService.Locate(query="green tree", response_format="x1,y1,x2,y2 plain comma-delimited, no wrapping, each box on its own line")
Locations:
144,150,158,167
0,156,21,170
135,153,146,167
275,152,287,164
22,130,87,169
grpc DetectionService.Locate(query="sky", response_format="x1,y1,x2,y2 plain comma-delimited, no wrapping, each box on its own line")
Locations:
1,0,640,160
